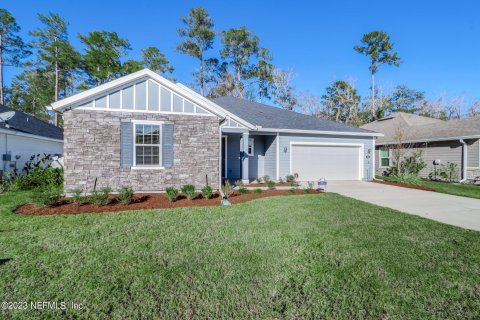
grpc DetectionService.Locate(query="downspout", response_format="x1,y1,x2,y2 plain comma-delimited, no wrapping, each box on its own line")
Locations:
459,139,468,182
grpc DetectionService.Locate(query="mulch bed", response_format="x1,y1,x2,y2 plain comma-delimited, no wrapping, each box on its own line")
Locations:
372,179,434,191
15,189,320,215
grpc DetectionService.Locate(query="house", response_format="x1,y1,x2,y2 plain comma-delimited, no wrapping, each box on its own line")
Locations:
0,104,63,174
361,112,480,181
51,69,380,192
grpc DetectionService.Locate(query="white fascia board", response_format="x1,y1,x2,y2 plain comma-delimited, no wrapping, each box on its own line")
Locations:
256,127,383,137
0,128,63,143
377,135,480,145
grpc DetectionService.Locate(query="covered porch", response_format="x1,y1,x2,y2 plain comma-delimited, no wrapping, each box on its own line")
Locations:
221,128,278,184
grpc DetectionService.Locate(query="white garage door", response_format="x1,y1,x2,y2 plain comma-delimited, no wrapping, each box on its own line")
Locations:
291,144,362,180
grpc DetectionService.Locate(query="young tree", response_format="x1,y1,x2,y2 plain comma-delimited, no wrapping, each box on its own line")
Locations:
388,85,425,114
467,100,480,117
271,69,296,110
29,12,81,102
177,7,215,96
354,31,401,119
0,9,30,105
321,80,361,124
79,31,131,86
220,26,259,98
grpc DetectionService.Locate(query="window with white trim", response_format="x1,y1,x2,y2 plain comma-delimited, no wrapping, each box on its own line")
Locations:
247,138,254,156
134,124,161,166
380,147,390,167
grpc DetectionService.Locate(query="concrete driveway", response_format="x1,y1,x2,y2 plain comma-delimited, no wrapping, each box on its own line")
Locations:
328,181,480,231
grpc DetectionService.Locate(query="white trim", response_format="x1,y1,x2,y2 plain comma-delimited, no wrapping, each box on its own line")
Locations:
131,166,165,170
133,122,163,167
276,132,280,180
145,79,149,111
131,120,168,125
377,135,480,145
258,127,382,137
379,146,391,169
76,107,216,117
0,128,63,143
247,137,254,156
222,135,228,178
372,137,376,178
289,142,364,180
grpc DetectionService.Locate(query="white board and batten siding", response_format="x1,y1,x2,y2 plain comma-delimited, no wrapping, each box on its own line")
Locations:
76,78,212,116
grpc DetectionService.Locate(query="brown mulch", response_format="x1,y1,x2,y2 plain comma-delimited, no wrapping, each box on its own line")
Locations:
15,189,320,216
372,179,434,191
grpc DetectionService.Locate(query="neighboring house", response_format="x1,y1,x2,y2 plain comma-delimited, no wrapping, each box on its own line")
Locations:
51,69,380,192
0,104,63,174
361,112,480,181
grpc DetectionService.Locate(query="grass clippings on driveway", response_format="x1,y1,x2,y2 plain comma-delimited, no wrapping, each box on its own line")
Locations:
1,191,479,319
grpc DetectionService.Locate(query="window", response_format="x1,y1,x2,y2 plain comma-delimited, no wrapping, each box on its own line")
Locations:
247,138,254,156
134,124,161,166
380,147,390,167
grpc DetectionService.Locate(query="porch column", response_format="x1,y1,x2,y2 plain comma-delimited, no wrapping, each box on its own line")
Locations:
241,132,249,184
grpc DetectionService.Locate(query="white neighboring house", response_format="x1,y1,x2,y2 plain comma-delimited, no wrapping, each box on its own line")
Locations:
0,104,63,174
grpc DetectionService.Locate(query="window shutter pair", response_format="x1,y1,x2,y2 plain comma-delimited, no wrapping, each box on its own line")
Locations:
120,122,174,167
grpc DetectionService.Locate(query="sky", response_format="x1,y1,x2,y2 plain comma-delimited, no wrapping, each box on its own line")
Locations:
2,0,480,113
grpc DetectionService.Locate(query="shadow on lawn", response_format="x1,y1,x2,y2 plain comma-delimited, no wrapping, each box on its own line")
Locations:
0,258,11,266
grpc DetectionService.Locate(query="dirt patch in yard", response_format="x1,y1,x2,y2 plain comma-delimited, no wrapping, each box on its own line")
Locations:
372,179,434,191
15,189,320,215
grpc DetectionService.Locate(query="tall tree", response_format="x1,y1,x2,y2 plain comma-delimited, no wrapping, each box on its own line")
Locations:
354,31,401,119
321,80,361,124
177,7,215,96
220,26,259,98
387,85,425,114
252,47,274,102
29,12,81,102
79,31,131,86
271,69,297,110
122,46,174,76
0,9,30,105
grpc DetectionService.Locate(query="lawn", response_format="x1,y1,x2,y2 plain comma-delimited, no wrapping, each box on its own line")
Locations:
1,192,479,319
378,176,480,199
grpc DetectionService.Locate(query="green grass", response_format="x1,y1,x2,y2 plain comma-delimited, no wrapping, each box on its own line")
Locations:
1,192,479,319
378,176,480,199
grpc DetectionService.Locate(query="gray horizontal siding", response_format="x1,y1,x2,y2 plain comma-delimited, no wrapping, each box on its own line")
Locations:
468,139,479,168
264,135,277,179
248,135,265,179
225,134,241,179
278,133,375,181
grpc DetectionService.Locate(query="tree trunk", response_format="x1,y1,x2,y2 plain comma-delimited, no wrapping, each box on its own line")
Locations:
199,50,204,96
54,45,59,102
371,71,375,119
0,33,3,106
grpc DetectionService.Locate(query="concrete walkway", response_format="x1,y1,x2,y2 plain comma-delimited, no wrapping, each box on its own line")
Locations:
328,181,480,231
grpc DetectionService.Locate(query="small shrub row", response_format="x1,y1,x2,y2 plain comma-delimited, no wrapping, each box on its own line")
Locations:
165,184,215,202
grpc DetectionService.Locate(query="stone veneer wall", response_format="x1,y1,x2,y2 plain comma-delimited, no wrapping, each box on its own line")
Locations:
63,109,220,192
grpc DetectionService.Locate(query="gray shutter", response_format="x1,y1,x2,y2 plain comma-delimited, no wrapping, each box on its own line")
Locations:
162,123,174,167
120,121,133,167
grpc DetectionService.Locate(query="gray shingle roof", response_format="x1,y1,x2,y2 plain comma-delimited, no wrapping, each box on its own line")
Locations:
213,96,375,134
0,104,63,140
361,112,480,144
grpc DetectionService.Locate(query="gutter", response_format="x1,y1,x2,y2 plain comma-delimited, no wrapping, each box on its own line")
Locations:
459,139,468,182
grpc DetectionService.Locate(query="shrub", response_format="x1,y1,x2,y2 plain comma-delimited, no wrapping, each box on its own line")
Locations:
181,184,196,200
71,188,86,205
202,185,213,199
32,186,62,208
286,175,296,183
303,188,311,193
290,181,300,187
221,181,234,199
118,186,134,204
255,177,263,184
235,180,244,187
19,154,64,190
90,187,112,206
254,188,262,194
165,187,178,202
238,187,249,194
390,173,422,185
278,177,284,184
289,188,296,193
307,181,315,189
263,175,270,183
439,162,459,182
266,180,276,190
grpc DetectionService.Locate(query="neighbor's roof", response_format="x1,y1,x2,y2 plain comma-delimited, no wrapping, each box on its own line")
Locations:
0,104,63,140
361,112,480,144
213,96,378,135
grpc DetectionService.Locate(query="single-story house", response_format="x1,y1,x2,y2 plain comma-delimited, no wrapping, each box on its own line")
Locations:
51,69,380,192
0,104,63,174
361,112,480,181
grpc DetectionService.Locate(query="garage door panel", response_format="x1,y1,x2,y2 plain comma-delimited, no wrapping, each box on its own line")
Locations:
291,145,361,181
